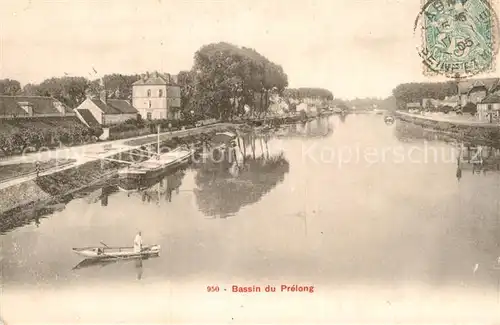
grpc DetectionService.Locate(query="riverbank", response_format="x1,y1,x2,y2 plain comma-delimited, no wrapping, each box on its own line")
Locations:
0,125,235,216
0,114,313,217
395,111,500,145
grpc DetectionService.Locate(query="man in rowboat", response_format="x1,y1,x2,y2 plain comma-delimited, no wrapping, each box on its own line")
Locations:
134,231,143,253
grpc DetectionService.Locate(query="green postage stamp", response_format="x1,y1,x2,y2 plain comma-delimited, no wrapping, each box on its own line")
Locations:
415,0,500,78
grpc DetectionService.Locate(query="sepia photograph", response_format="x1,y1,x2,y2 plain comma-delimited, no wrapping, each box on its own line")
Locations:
1,0,500,323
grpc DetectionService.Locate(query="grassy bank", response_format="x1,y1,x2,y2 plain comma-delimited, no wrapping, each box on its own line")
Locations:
0,159,75,183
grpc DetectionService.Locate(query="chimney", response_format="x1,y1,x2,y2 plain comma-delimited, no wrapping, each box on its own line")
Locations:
141,73,146,81
99,78,107,104
100,89,107,104
85,88,93,99
146,71,150,79
153,71,158,78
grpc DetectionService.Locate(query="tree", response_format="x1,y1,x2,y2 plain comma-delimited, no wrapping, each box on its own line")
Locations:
93,74,139,100
177,70,197,118
284,88,333,100
463,102,477,115
191,42,288,120
36,77,91,108
22,83,39,96
0,79,21,95
392,81,458,109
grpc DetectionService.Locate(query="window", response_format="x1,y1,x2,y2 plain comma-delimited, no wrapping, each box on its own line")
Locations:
148,100,152,108
147,112,152,120
159,89,163,97
147,89,151,97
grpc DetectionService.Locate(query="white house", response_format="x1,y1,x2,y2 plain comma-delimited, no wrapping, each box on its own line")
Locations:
132,72,181,120
75,91,137,126
477,94,500,122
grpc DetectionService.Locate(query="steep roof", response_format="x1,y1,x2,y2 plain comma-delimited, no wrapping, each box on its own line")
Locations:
481,93,500,104
458,78,500,94
90,99,116,114
76,108,101,127
90,98,137,115
107,99,137,114
133,75,167,86
0,96,71,116
132,73,178,86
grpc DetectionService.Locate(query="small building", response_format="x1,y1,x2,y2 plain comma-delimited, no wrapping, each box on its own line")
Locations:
406,102,421,110
132,72,181,120
422,98,439,110
477,94,500,122
458,78,500,106
0,95,74,118
75,90,138,126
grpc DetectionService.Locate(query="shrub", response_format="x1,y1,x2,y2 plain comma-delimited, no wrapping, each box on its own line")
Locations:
463,102,477,115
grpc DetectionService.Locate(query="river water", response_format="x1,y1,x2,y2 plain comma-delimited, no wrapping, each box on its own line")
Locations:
1,114,500,324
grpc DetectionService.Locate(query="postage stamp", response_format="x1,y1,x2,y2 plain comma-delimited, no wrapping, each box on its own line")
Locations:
414,0,500,78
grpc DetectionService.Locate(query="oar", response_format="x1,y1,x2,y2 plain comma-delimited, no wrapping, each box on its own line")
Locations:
100,241,110,248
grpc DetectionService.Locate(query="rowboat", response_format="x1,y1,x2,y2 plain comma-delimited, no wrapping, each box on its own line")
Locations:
72,245,161,260
384,116,395,125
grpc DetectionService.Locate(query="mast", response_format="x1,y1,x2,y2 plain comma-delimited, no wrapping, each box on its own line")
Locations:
157,124,160,155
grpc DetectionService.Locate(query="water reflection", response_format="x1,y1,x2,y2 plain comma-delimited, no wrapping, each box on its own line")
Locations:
2,115,500,310
0,184,119,234
72,256,150,281
338,113,348,123
395,120,500,179
115,167,187,205
274,116,333,139
193,134,290,218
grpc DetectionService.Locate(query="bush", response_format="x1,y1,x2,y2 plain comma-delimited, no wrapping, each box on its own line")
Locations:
0,117,99,156
463,102,477,115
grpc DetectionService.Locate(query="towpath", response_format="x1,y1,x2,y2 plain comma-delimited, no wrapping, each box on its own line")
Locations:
0,123,231,190
396,111,500,127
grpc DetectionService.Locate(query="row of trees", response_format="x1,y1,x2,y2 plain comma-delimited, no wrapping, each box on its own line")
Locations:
392,81,458,109
283,88,333,100
2,42,333,120
0,74,139,108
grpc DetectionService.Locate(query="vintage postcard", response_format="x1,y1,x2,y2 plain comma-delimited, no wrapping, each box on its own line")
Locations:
1,0,500,324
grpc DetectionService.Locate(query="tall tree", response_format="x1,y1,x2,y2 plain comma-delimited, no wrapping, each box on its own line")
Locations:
191,42,288,120
22,83,39,96
36,77,91,108
0,79,21,95
97,74,139,100
392,81,458,109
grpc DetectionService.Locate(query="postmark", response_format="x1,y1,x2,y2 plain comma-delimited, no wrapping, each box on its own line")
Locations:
414,0,500,78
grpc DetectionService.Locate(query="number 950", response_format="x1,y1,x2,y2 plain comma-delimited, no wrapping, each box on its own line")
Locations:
207,285,220,292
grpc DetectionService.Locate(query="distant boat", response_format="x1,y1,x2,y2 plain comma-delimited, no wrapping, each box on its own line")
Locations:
384,116,395,125
72,245,161,261
195,131,237,159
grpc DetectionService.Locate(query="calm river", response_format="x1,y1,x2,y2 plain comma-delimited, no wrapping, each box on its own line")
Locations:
1,114,500,323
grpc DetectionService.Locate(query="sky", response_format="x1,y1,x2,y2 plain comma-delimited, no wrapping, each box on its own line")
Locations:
0,0,499,99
